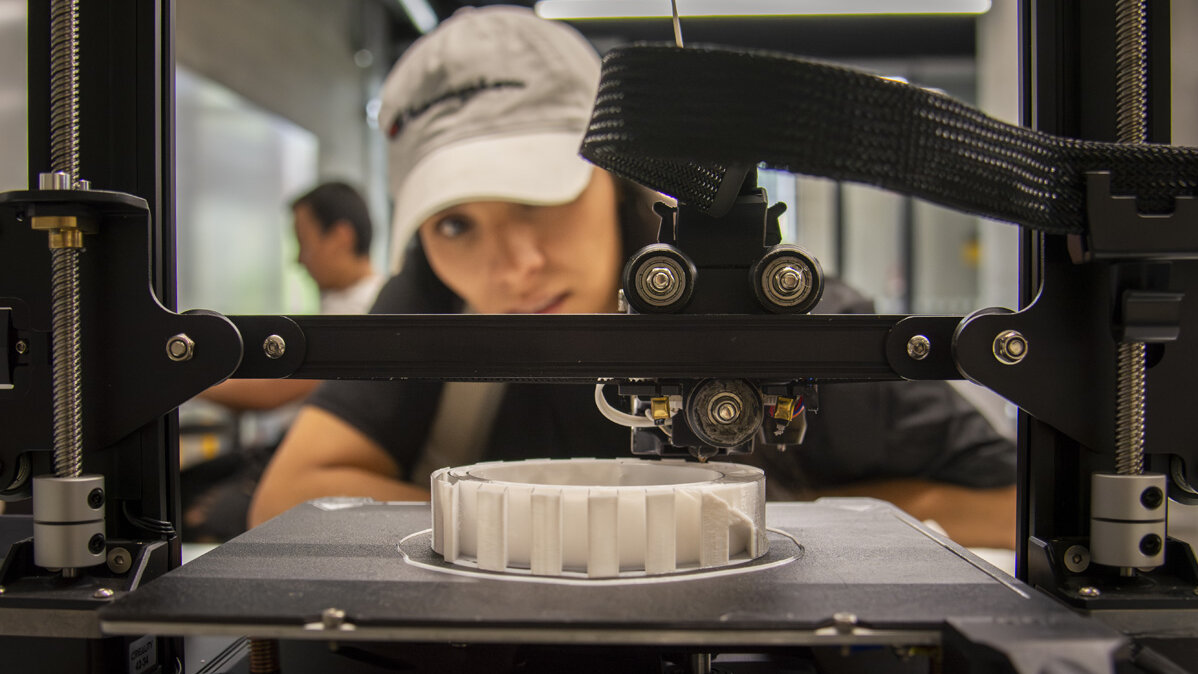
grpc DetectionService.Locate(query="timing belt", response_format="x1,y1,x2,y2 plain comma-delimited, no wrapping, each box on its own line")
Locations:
580,45,1198,235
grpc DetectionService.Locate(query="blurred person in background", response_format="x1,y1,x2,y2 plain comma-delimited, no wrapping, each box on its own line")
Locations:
183,181,385,541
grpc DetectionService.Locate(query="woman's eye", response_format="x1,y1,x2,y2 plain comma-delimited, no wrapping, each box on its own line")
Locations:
434,216,471,239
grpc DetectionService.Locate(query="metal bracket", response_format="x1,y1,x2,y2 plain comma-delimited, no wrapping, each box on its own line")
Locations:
0,190,244,452
1083,172,1198,260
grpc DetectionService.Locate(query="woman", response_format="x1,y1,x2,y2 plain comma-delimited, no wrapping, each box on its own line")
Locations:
249,6,1017,548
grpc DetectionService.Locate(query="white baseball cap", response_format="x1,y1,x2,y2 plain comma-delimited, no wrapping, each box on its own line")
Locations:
379,6,601,273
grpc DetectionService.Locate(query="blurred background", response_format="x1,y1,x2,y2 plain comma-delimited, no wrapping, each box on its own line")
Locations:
3,0,1196,458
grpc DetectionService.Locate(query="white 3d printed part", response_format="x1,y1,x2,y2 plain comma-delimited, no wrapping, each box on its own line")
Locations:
430,458,768,578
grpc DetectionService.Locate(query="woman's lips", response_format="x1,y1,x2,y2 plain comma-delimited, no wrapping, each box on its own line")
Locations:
511,293,569,314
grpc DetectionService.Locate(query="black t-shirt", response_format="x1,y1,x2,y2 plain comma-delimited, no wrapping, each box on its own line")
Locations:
307,272,1016,496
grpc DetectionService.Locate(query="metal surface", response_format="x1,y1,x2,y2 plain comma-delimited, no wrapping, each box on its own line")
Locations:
906,334,930,360
1091,473,1166,521
100,501,1124,671
165,333,194,362
992,329,1028,365
0,606,104,638
256,312,936,382
262,334,286,360
1114,342,1146,475
31,474,105,568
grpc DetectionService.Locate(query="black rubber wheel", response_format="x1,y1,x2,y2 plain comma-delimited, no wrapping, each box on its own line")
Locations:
622,244,697,314
750,244,824,314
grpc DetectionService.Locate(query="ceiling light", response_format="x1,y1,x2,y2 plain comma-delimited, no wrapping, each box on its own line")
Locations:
396,0,438,33
534,0,991,20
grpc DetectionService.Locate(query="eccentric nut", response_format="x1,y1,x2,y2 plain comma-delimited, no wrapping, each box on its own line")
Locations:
906,335,931,361
993,330,1028,365
166,334,195,362
263,334,286,359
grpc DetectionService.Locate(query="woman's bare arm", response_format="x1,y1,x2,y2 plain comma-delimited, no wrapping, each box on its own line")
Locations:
199,379,321,411
813,479,1017,549
248,406,430,527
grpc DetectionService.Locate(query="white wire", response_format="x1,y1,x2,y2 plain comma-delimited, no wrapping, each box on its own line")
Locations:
594,384,658,428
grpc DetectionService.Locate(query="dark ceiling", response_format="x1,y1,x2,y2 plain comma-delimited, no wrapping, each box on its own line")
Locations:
398,1,978,60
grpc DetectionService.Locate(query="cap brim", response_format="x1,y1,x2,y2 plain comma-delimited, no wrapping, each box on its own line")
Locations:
388,132,595,274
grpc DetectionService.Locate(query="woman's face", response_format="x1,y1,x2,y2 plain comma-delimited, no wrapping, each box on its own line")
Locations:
418,168,623,314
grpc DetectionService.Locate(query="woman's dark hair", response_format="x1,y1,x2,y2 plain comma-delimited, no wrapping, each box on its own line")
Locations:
291,181,374,257
385,175,666,315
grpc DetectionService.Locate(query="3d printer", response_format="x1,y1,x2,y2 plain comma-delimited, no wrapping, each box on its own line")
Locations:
1,1,1197,672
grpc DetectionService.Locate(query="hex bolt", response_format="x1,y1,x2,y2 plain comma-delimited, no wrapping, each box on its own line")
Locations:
263,334,286,360
86,488,104,509
992,330,1028,365
715,401,739,423
92,588,114,600
774,265,802,293
88,533,105,555
14,340,27,355
1140,486,1164,510
1078,586,1101,597
906,335,931,361
166,333,195,362
832,612,858,634
647,266,677,295
107,547,132,575
322,607,346,629
1139,534,1163,556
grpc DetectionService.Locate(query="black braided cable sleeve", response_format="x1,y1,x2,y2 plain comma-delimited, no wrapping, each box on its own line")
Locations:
580,45,1198,235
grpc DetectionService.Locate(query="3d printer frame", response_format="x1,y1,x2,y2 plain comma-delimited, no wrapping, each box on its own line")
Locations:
1,0,1197,672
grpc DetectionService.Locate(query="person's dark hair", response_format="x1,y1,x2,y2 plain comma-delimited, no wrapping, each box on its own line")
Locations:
392,176,666,315
291,182,374,257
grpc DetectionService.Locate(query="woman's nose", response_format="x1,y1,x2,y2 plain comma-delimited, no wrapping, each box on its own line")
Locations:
492,223,546,282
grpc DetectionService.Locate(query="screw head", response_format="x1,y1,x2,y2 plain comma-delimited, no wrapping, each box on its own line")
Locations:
92,588,114,600
166,333,195,362
1078,586,1101,597
993,330,1028,365
832,612,858,634
86,488,104,510
263,334,286,359
322,607,346,629
647,266,677,295
906,335,931,361
107,547,132,574
1063,545,1090,573
774,265,802,292
88,534,105,555
14,340,27,355
761,257,813,306
1139,534,1163,556
1140,486,1164,510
